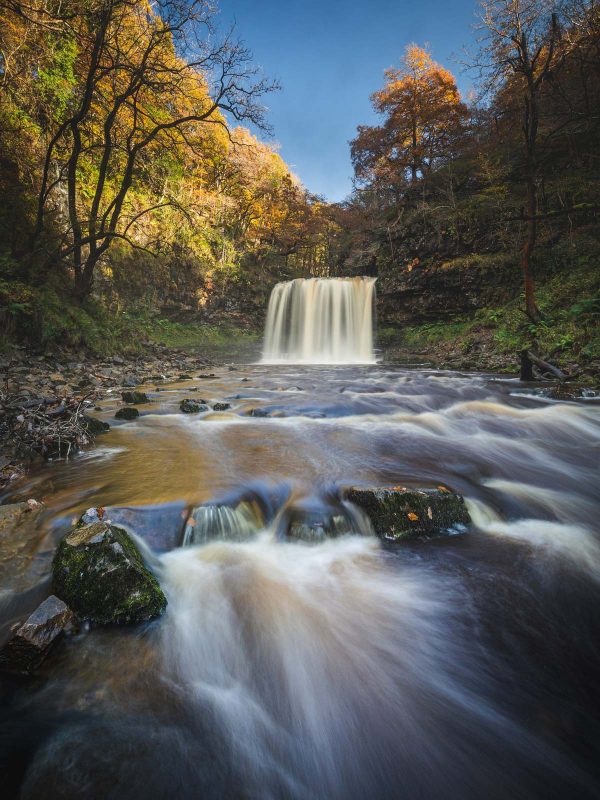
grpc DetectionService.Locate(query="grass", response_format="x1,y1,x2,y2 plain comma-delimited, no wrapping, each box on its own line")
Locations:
380,261,600,369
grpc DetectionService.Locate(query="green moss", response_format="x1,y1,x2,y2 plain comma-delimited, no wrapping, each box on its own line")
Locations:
52,522,166,625
346,487,471,541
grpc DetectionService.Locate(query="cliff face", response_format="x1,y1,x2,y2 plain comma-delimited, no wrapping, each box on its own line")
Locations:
377,255,521,325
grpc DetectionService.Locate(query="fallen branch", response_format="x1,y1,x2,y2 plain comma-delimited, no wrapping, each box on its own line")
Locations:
526,351,567,381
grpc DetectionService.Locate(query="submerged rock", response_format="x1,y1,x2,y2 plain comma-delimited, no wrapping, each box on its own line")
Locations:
345,486,471,541
285,509,354,543
0,595,74,674
115,407,139,420
546,383,597,401
52,521,166,625
121,391,148,404
248,408,269,417
180,399,208,413
0,500,46,591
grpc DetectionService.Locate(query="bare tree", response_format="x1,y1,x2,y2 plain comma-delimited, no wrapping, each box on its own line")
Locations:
474,0,564,320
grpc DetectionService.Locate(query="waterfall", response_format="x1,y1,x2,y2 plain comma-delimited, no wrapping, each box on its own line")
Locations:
261,277,376,364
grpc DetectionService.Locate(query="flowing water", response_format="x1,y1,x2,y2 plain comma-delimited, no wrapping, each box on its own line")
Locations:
262,277,376,364
1,364,600,799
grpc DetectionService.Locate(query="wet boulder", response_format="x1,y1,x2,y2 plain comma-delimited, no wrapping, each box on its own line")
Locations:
180,399,208,413
212,402,231,411
82,415,110,435
0,595,75,674
345,486,471,541
115,407,139,420
121,391,148,404
52,521,166,625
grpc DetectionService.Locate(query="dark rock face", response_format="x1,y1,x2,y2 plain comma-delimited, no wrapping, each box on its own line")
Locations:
212,402,231,411
115,407,139,420
345,486,471,541
82,415,110,435
0,595,74,673
52,522,167,625
121,391,149,404
378,256,521,326
180,399,208,413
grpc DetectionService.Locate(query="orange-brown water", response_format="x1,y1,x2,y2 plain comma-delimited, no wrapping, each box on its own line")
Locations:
1,365,599,799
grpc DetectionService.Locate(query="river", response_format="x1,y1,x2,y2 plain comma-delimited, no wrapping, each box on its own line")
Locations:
1,363,599,799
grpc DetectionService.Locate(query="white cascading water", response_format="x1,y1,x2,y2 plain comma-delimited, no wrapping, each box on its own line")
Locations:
261,277,376,364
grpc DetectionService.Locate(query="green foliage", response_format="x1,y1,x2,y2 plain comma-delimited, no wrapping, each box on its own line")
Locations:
38,34,77,117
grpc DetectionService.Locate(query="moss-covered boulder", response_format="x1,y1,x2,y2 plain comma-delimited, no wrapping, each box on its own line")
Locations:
345,486,471,541
52,521,166,625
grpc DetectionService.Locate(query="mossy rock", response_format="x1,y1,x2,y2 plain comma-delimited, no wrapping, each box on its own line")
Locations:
180,399,208,413
115,407,139,420
121,391,149,404
345,486,471,541
212,402,231,411
52,521,167,625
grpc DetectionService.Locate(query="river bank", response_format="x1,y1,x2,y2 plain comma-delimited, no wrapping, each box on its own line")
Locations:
0,344,219,489
2,327,598,492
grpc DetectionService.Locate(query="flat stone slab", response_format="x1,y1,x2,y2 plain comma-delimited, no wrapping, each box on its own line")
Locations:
345,486,471,541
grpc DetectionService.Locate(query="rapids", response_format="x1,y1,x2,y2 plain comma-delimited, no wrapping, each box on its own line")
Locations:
1,364,599,799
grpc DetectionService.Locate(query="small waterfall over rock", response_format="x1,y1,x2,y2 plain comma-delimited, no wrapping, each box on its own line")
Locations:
262,277,376,364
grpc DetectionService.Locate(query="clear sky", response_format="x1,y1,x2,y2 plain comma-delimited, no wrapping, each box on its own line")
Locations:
216,0,480,202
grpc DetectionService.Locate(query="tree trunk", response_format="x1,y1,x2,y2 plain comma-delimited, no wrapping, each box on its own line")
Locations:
73,260,96,304
522,173,540,321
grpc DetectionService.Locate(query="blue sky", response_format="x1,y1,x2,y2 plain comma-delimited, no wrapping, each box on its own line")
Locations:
216,0,480,202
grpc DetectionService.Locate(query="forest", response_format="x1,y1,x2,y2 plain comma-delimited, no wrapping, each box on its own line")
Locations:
1,3,600,798
0,0,599,371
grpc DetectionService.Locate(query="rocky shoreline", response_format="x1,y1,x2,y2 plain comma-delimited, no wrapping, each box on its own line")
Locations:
0,344,217,490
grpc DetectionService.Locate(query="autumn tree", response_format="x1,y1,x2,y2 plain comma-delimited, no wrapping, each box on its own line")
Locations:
351,45,468,195
1,0,276,301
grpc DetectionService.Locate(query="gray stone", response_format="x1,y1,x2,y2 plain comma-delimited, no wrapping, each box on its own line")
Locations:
0,595,74,673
